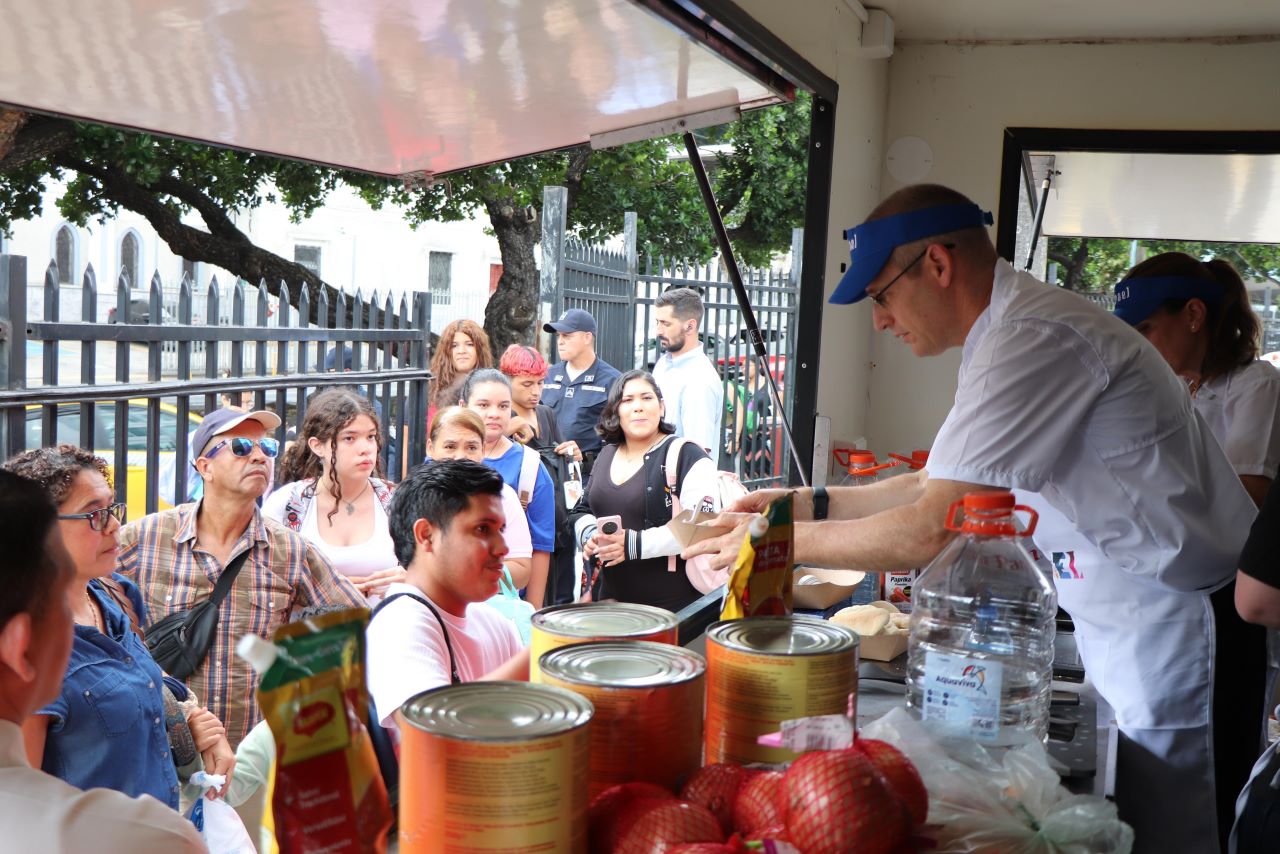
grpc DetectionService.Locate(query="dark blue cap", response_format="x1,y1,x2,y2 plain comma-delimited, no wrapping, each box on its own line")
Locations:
1113,276,1224,326
325,345,353,371
543,308,596,336
830,203,994,305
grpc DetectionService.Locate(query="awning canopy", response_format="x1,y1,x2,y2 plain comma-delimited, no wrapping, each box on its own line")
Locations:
0,0,787,177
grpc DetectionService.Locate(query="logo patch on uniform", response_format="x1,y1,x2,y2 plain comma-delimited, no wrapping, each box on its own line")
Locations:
1051,551,1082,580
565,388,574,399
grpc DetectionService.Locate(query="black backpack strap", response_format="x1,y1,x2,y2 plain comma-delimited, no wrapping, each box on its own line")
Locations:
370,591,461,685
209,549,252,610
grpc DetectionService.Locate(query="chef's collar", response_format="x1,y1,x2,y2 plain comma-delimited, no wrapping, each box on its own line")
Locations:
830,203,994,305
1113,275,1224,326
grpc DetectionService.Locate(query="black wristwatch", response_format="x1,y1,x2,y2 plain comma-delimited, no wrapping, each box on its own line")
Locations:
812,485,829,521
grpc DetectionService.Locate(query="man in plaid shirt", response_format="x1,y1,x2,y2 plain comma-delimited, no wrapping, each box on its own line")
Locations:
118,408,363,748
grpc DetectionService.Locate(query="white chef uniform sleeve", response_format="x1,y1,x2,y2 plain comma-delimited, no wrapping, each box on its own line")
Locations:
927,319,1108,491
1221,363,1280,477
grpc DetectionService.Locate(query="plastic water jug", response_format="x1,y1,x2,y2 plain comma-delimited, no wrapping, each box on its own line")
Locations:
833,449,899,487
906,491,1057,745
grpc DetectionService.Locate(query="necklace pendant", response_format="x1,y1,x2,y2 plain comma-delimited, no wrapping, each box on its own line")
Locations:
345,502,355,515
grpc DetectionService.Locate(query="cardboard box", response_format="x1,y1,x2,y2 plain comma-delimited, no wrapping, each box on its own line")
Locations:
792,568,866,610
858,631,909,662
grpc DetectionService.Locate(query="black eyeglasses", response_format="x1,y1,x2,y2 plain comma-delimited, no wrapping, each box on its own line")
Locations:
205,437,280,459
868,243,956,307
58,502,126,532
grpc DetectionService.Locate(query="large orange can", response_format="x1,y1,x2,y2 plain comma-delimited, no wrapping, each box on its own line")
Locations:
529,602,678,681
398,681,593,853
537,641,705,800
704,616,859,765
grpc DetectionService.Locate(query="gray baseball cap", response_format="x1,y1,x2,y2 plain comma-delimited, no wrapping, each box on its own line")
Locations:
191,407,282,459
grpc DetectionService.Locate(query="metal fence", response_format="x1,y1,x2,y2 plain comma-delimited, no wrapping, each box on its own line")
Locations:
545,197,800,488
0,255,432,516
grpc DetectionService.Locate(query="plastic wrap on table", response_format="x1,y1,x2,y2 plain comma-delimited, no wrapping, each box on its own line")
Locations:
861,707,1133,854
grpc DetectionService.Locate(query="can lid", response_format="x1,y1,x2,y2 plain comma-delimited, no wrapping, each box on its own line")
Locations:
707,616,858,655
400,681,593,741
532,602,679,639
539,640,706,688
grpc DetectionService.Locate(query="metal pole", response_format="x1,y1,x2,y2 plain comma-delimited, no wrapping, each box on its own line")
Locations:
681,132,809,487
1024,172,1056,271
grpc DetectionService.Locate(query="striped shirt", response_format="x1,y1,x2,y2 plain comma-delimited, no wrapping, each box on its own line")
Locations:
117,501,364,747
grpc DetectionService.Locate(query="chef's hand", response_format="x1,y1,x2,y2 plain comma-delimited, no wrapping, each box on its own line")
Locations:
727,489,792,516
681,512,758,571
353,567,407,599
586,528,627,567
554,440,582,462
201,736,236,800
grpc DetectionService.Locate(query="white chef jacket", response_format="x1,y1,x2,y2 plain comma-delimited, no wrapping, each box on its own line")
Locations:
0,720,206,853
1193,359,1280,479
653,347,724,454
928,261,1257,852
928,260,1256,593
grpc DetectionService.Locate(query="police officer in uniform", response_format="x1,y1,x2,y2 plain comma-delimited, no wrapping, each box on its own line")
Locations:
541,308,621,476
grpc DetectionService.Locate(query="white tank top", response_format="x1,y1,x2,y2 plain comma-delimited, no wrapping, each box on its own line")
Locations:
299,490,398,579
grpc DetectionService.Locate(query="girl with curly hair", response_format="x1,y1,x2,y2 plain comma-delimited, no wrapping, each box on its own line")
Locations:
263,387,404,600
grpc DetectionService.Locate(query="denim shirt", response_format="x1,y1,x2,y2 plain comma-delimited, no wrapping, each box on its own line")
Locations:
37,574,182,809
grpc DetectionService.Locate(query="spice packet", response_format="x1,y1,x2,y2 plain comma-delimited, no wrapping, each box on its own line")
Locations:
243,608,392,854
721,494,794,619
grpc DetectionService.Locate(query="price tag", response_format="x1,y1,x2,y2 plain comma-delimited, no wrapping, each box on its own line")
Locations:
760,715,855,752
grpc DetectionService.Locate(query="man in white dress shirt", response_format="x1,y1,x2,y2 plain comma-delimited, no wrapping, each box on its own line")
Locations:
365,460,529,735
690,184,1263,854
653,287,724,454
0,470,205,853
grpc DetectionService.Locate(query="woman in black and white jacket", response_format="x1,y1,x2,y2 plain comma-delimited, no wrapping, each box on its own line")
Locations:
569,370,722,612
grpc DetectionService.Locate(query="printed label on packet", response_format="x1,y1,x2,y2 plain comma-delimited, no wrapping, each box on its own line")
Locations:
921,651,1004,743
756,715,855,752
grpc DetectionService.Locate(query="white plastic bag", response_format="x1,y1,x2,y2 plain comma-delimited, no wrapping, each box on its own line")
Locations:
187,772,257,854
862,708,1134,854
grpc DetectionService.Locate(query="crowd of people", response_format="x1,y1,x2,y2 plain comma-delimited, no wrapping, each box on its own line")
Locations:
2,200,1279,853
0,287,743,851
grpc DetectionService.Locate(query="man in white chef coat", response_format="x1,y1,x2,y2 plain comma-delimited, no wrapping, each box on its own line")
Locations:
689,183,1265,853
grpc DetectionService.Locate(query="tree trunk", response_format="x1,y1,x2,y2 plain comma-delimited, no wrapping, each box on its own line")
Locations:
483,198,541,352
1049,238,1091,291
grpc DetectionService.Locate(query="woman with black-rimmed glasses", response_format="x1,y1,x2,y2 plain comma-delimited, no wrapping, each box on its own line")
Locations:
2,445,235,813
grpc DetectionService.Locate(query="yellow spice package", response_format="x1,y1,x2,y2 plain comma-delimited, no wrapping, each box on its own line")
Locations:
250,607,392,854
721,494,794,619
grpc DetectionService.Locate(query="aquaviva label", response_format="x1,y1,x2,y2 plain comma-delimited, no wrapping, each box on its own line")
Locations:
921,651,1004,742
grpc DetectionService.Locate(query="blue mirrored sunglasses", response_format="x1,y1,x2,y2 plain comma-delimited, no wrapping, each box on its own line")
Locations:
205,436,280,459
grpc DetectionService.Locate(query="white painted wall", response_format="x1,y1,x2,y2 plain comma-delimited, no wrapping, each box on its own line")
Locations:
867,40,1280,454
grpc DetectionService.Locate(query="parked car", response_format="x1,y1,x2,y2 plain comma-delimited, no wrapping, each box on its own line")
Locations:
106,298,176,324
24,399,203,520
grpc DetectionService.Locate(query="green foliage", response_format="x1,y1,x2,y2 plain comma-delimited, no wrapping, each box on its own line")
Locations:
1047,236,1280,292
2,94,811,269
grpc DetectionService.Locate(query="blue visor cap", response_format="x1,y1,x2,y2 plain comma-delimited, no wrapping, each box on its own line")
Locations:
830,203,994,305
1113,275,1225,326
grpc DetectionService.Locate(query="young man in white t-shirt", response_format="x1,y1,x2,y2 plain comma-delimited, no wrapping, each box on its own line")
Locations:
366,459,530,734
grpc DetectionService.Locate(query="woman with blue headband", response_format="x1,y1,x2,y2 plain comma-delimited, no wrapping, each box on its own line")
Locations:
1115,252,1280,507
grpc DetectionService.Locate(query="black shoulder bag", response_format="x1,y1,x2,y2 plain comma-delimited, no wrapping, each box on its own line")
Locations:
145,550,251,681
371,592,461,684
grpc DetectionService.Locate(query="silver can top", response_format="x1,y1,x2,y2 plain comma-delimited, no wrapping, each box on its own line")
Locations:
400,681,593,741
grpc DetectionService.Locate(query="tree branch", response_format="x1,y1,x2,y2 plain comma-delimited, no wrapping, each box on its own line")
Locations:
0,112,77,171
52,152,343,325
151,175,248,242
